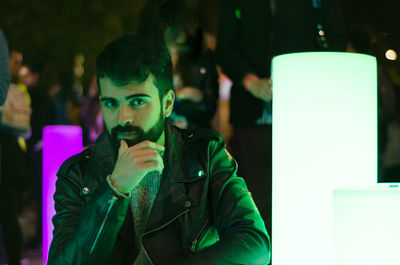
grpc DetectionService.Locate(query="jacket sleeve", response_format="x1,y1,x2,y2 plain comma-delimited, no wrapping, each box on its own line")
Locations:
216,0,256,84
0,30,10,106
47,159,131,265
175,137,271,265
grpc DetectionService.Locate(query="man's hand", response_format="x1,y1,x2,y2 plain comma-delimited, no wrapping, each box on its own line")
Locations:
109,140,165,194
246,76,272,102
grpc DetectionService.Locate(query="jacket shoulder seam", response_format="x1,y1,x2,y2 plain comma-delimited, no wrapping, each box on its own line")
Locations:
183,128,222,143
57,148,92,176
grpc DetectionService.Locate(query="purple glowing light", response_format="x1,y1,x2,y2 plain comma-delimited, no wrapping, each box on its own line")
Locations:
43,126,82,264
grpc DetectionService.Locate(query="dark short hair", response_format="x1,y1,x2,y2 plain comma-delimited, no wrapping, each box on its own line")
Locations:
96,35,173,97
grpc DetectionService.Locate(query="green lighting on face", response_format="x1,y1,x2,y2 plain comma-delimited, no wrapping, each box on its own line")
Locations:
271,52,377,265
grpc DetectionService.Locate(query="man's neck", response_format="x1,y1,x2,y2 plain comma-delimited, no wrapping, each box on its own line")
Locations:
156,130,166,147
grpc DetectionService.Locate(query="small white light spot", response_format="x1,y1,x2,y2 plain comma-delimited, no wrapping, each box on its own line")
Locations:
83,187,90,195
385,49,397,61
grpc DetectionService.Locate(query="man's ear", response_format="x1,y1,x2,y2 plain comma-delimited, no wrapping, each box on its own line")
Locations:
163,89,175,118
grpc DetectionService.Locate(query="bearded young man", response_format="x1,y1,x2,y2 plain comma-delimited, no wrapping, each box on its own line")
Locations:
47,35,270,265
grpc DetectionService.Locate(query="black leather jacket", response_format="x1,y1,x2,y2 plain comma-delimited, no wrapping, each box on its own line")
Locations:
47,124,270,265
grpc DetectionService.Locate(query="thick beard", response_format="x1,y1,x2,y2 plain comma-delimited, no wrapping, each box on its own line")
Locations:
110,108,165,150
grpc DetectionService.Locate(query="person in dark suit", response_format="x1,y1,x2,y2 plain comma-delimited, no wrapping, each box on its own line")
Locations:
217,0,346,234
161,0,219,130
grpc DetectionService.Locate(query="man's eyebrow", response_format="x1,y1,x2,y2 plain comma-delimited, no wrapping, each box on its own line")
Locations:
125,94,151,100
100,97,115,102
100,94,151,102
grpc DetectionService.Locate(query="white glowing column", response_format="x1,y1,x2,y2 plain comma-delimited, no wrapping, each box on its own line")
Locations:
333,185,400,265
272,52,377,265
43,126,82,264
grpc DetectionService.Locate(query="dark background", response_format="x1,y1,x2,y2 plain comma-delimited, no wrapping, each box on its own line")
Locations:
1,0,399,91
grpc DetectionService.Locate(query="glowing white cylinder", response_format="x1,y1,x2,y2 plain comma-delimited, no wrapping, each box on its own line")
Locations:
43,126,82,264
272,52,377,265
333,186,400,265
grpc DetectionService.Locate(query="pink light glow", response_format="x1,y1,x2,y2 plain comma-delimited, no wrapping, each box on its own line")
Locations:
43,126,82,264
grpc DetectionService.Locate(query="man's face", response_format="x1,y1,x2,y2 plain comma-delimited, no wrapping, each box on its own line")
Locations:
18,65,33,87
9,51,23,81
99,75,173,147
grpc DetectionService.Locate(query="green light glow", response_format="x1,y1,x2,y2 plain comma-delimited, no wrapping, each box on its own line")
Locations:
271,52,377,265
235,9,241,19
333,187,400,265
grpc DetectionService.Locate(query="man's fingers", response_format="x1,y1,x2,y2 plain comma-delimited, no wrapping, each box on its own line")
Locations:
264,92,272,101
261,81,272,92
262,83,272,101
132,148,162,159
267,78,273,88
266,86,272,95
128,140,165,152
143,161,164,175
119,140,128,156
136,153,164,165
136,158,164,176
261,78,273,88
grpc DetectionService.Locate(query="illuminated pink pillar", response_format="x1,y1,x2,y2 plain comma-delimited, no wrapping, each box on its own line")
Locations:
43,126,82,264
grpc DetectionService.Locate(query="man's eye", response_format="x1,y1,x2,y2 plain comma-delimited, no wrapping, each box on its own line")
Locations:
103,101,116,108
130,99,145,106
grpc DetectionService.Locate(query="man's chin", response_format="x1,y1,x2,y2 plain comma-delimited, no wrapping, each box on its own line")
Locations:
115,132,142,147
115,135,142,146
123,138,142,147
109,134,140,150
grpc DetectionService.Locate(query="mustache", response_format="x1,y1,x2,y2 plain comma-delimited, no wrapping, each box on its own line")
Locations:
111,125,144,135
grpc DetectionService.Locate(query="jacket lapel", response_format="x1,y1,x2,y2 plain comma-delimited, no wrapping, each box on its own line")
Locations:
144,124,191,233
83,132,117,194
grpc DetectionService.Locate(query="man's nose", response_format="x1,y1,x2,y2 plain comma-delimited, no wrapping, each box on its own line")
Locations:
117,105,133,126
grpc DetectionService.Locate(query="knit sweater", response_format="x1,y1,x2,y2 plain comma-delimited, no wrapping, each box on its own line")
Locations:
131,171,161,265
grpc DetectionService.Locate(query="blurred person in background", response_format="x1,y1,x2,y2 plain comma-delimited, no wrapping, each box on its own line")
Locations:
161,0,219,130
137,0,165,43
0,29,10,106
0,27,10,265
52,71,76,125
0,48,31,265
26,60,57,249
217,0,346,237
346,25,397,182
81,76,104,146
139,0,220,130
8,49,23,84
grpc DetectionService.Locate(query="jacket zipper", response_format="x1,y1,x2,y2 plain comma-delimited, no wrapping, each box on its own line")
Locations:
190,219,209,252
141,208,190,264
89,195,118,255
